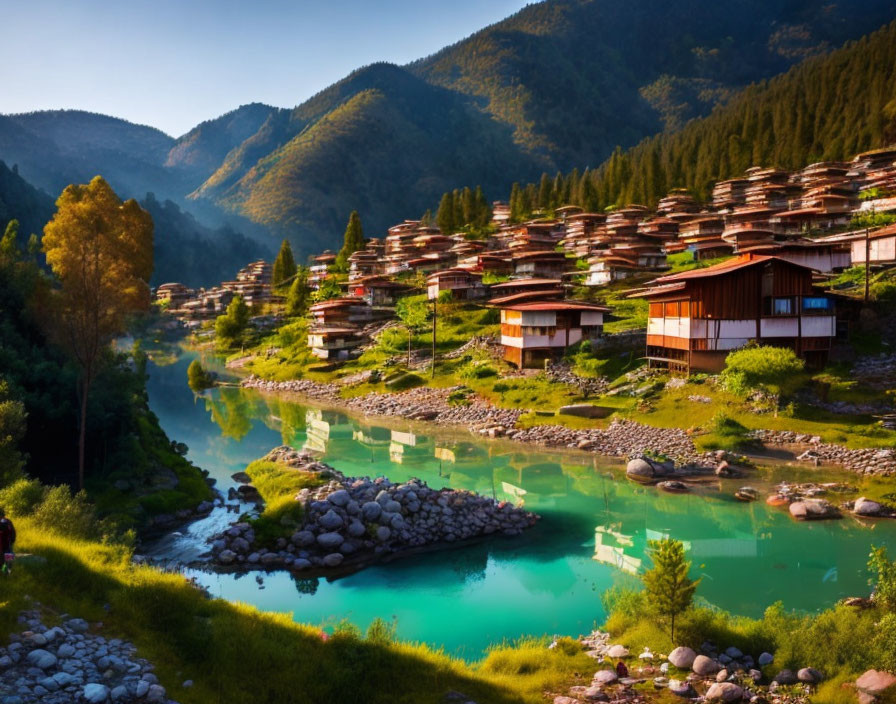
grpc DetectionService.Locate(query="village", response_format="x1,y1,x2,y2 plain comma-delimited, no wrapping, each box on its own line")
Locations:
155,145,896,377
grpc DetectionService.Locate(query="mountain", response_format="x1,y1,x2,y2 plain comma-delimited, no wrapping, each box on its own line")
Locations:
3,0,896,257
519,19,896,210
141,194,270,287
185,0,896,253
0,160,55,241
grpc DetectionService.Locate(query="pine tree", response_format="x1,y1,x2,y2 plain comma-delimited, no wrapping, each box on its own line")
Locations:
436,192,455,234
285,266,310,316
509,183,523,223
336,211,364,270
461,186,475,226
473,186,491,228
452,189,465,230
642,538,699,642
272,238,297,288
537,173,553,210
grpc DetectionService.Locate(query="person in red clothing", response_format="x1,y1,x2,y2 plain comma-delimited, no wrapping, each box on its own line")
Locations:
0,508,16,574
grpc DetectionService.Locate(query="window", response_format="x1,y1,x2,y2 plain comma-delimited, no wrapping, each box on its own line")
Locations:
765,297,795,316
664,301,680,317
802,297,833,314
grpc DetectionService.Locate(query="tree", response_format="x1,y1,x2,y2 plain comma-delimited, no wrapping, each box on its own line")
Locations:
42,176,153,490
335,211,364,270
0,381,26,485
215,295,250,349
869,545,896,613
312,277,342,303
0,220,19,262
642,537,699,641
395,296,430,366
187,359,215,392
272,239,297,288
436,192,456,235
285,266,311,316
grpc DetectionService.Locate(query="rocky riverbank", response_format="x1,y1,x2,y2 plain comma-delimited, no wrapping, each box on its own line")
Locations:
208,447,538,575
750,430,896,476
0,608,183,704
550,630,838,704
242,377,896,477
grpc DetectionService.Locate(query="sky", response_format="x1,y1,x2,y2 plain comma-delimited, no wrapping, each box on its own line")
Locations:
0,0,528,137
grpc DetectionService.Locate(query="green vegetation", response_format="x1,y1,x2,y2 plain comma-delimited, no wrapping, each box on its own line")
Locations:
335,210,364,271
272,238,297,287
215,294,250,349
720,345,807,409
642,538,699,641
187,359,216,392
435,186,491,235
285,266,311,316
243,459,326,546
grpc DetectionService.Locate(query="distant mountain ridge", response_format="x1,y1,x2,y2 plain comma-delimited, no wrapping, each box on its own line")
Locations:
2,0,896,258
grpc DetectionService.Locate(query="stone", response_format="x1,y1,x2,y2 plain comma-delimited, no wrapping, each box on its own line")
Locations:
292,530,316,547
147,684,167,702
773,669,798,685
584,685,609,700
606,644,630,658
593,669,618,684
327,489,351,507
789,499,839,521
319,509,344,530
705,682,744,702
856,670,896,697
26,649,57,669
316,532,344,550
724,646,743,659
798,667,823,684
67,618,89,633
361,501,382,521
668,679,696,698
758,652,774,667
626,458,655,483
716,669,730,682
668,646,697,669
559,404,613,419
56,643,75,659
375,526,391,542
322,553,344,567
692,655,720,676
854,497,883,517
82,683,111,703
347,519,367,538
110,685,128,701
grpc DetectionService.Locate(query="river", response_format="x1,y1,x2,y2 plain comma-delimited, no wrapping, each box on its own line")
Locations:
144,348,895,659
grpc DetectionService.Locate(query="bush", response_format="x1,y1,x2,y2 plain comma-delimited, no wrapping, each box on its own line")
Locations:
187,360,215,392
0,478,45,516
721,345,806,400
385,373,425,391
459,362,498,380
31,485,98,540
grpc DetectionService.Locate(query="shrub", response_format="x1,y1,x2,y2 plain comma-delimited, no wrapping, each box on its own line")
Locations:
31,485,98,540
385,373,425,391
869,545,896,612
187,360,215,392
366,617,397,645
0,478,45,516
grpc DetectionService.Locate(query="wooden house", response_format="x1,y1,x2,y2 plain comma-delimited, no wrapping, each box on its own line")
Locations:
155,283,193,309
488,278,565,301
512,250,568,278
637,254,836,374
309,297,372,328
349,276,411,307
426,269,487,301
500,300,609,368
307,327,367,360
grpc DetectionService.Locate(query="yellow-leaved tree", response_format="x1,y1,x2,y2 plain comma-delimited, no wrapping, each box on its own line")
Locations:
42,176,154,490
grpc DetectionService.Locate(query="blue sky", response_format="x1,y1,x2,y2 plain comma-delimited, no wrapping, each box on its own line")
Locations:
1,0,528,137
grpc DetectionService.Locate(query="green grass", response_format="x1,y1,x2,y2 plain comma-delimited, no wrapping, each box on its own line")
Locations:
244,459,327,545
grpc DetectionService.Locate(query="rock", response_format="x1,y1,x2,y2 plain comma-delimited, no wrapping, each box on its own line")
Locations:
316,532,344,550
322,553,344,567
798,667,823,684
217,549,236,564
584,685,609,700
693,655,720,676
668,646,697,669
327,489,351,507
26,649,56,669
789,499,840,521
773,669,798,685
716,669,730,682
606,644,630,658
854,497,884,517
705,682,744,701
347,519,367,538
82,683,111,703
758,652,774,667
724,646,743,659
559,404,613,419
376,526,391,542
593,669,618,685
626,458,655,483
292,530,316,547
67,617,89,633
319,509,344,530
668,680,695,698
856,670,896,698
361,501,382,521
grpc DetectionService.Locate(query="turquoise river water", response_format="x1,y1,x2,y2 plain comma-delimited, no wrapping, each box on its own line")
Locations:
145,350,895,659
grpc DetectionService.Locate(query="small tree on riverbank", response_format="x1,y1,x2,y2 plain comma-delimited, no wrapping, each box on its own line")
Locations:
215,295,250,349
642,537,698,642
187,360,215,392
395,296,430,366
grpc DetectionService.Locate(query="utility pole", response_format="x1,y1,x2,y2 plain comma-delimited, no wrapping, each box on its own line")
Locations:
864,227,871,303
431,296,437,378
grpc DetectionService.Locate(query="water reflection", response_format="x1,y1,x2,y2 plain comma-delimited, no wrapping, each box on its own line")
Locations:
145,350,896,658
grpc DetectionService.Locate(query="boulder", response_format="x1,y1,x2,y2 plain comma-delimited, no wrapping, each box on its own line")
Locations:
789,499,840,521
856,670,896,698
724,647,743,659
217,549,236,564
797,667,823,684
83,683,111,704
292,530,316,547
593,669,618,685
361,501,382,521
693,655,720,676
322,553,344,567
716,669,730,682
773,670,798,685
758,652,774,667
559,404,613,419
318,510,344,531
668,646,697,669
606,644,630,658
705,682,744,702
626,459,656,483
854,497,883,517
668,679,696,698
26,649,57,669
327,489,351,507
316,532,344,550
584,685,609,701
